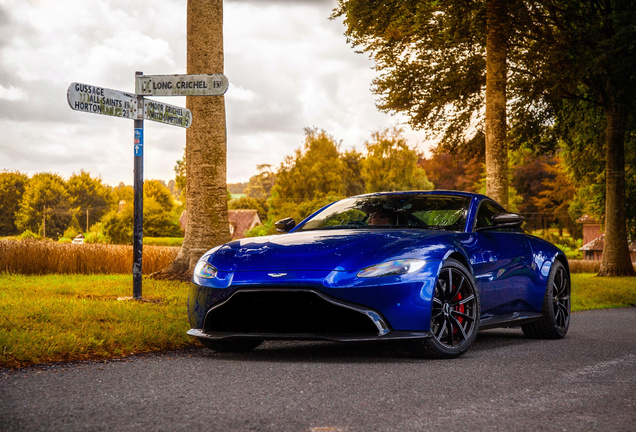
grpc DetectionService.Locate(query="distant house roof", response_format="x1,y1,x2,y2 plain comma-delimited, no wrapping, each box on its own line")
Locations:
580,234,636,252
228,209,261,240
576,214,600,224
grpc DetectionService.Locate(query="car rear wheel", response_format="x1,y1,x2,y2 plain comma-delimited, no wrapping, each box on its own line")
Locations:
408,258,480,359
200,338,264,352
522,260,570,339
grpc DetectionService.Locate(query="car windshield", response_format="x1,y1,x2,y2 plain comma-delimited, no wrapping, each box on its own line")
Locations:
297,194,471,232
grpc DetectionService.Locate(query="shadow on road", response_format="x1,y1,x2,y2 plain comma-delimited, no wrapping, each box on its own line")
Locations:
191,326,538,364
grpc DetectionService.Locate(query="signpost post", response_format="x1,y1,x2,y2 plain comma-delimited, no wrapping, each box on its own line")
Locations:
67,72,228,299
132,72,144,299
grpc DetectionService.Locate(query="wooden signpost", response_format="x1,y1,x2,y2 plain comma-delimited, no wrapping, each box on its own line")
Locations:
67,72,228,299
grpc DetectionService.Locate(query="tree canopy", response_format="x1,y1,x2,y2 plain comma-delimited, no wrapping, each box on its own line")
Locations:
0,171,29,236
66,170,115,228
14,173,71,239
258,127,432,232
362,128,433,193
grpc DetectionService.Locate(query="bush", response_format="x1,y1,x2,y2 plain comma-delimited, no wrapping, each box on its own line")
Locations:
20,230,40,240
246,219,276,237
58,237,72,244
84,231,109,244
100,199,183,244
101,209,133,244
144,199,183,237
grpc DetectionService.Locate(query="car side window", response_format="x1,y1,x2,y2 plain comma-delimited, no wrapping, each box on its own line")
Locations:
475,200,506,229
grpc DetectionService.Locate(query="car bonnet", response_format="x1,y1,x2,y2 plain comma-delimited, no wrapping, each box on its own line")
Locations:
209,229,447,272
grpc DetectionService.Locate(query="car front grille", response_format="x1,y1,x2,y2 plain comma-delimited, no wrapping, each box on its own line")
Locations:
203,289,384,337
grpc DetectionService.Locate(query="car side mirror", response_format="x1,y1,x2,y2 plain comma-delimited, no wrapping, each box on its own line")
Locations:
476,212,524,231
275,217,296,233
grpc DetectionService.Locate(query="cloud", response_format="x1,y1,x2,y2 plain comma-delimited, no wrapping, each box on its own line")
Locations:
0,0,431,186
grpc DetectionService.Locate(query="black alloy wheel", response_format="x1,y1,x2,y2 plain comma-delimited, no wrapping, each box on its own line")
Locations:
522,260,570,339
409,258,480,359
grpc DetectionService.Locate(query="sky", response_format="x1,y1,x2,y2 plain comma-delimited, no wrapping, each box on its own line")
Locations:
0,0,431,187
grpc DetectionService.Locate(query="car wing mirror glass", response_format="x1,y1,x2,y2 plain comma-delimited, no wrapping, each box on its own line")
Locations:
275,217,296,233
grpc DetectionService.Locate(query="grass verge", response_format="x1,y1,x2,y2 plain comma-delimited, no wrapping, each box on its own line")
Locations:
0,274,195,369
570,273,636,311
1,273,634,369
143,237,184,247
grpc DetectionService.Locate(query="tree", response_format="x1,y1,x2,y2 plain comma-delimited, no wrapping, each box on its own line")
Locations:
111,182,134,209
340,149,366,196
227,182,248,195
521,1,636,276
101,196,182,244
101,206,133,244
362,128,433,192
557,99,636,244
268,128,351,224
333,0,513,205
510,151,555,231
0,170,29,236
419,149,483,193
66,170,114,230
158,0,229,278
63,214,83,240
244,164,276,200
143,198,182,238
530,157,578,236
15,173,71,239
144,179,174,211
485,0,509,205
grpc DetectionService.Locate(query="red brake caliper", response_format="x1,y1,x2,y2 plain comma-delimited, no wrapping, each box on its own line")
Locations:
453,290,464,334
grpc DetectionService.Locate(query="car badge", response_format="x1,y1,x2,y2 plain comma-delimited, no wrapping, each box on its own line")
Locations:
268,273,287,278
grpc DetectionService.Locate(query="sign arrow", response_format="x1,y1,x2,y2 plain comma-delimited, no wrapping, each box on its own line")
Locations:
67,83,137,119
135,73,229,96
143,99,192,128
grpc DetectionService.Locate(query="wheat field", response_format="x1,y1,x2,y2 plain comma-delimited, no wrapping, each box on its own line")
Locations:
0,239,179,275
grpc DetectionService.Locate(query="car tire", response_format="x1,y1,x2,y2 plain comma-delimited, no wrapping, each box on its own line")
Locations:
200,338,264,352
522,260,570,339
408,258,480,359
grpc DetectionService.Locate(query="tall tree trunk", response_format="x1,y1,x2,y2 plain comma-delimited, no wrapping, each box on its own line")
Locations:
157,0,230,279
485,0,509,207
598,100,636,276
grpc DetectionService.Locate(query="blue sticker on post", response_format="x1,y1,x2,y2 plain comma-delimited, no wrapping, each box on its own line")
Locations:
134,128,143,157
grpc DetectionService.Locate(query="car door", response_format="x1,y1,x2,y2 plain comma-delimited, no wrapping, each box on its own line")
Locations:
467,200,535,316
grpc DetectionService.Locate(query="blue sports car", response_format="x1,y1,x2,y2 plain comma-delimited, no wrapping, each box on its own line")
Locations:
187,191,570,358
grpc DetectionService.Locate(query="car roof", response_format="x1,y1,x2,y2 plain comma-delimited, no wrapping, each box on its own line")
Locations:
350,190,489,200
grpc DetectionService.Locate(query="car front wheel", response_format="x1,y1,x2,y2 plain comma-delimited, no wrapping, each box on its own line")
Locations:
408,258,480,359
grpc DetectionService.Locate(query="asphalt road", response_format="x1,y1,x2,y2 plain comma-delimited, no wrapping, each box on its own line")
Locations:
1,308,635,432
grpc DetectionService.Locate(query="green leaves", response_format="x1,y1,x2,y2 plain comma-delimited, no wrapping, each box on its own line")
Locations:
362,128,433,193
259,127,432,234
0,171,29,236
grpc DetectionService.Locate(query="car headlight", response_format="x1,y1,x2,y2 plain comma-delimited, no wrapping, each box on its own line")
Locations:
357,259,426,278
194,260,218,279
